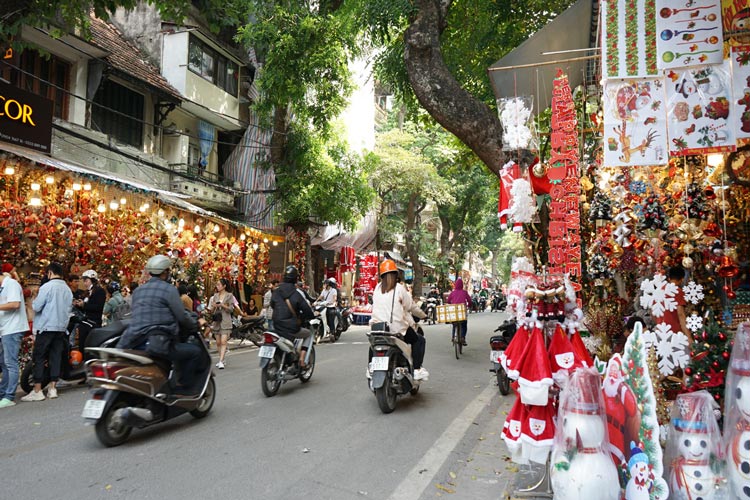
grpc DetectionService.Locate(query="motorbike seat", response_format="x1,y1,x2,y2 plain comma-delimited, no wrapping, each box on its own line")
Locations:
240,316,265,328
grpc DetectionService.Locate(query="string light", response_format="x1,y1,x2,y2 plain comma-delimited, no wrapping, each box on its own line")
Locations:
252,243,259,250
240,234,246,240
45,175,55,184
109,199,119,210
272,241,278,246
142,202,150,210
29,197,42,207
97,202,106,213
3,166,14,175
178,218,185,228
30,183,40,191
213,224,220,233
194,225,201,234
157,208,165,217
72,182,82,191
83,183,92,191
120,197,127,205
139,204,147,213
263,238,269,243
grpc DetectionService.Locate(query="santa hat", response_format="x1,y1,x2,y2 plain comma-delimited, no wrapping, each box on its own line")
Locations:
517,325,554,406
671,392,712,433
561,367,604,415
569,328,594,368
502,398,526,464
627,442,649,470
548,324,582,380
1,263,13,274
520,402,556,464
730,322,750,377
502,323,530,380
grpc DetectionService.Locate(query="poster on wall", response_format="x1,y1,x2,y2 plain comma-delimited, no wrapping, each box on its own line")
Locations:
656,0,723,70
731,45,750,145
666,60,736,155
603,78,669,167
722,0,750,45
601,0,658,79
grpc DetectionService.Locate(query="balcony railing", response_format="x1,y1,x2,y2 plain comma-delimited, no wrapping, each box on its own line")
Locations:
169,163,237,188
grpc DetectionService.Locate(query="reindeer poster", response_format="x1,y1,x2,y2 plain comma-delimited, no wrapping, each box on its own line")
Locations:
666,60,736,155
603,78,669,167
655,0,724,71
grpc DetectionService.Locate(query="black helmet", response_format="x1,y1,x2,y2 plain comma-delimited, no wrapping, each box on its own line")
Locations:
284,265,299,283
107,281,120,294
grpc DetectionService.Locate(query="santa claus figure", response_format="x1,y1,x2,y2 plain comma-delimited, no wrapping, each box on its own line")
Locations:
550,368,620,500
602,355,641,466
666,391,725,500
625,442,653,500
725,322,750,500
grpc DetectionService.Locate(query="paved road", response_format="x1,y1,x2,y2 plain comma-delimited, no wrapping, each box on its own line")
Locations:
1,311,527,500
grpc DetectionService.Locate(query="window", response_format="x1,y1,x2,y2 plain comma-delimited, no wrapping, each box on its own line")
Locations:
188,35,239,96
1,49,70,119
91,80,144,148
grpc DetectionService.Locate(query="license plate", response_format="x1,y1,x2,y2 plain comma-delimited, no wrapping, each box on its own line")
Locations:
81,399,106,420
258,345,276,358
490,350,504,363
370,356,389,371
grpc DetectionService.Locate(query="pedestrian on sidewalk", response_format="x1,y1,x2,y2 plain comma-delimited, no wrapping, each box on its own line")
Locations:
208,278,240,369
0,265,31,408
22,263,73,402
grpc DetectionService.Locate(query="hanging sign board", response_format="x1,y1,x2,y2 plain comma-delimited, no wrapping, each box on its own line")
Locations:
0,80,53,153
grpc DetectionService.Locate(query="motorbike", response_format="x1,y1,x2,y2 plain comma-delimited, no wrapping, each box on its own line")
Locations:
20,318,124,394
366,321,424,414
422,297,439,325
230,316,265,347
338,305,352,333
258,331,316,397
311,302,341,343
83,324,215,447
490,292,507,312
489,318,517,395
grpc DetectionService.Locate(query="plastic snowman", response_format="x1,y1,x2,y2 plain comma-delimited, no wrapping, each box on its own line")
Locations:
550,367,620,500
625,442,653,500
725,322,750,500
666,391,724,500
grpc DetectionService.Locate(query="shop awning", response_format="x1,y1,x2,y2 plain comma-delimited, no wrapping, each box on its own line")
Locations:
488,0,594,110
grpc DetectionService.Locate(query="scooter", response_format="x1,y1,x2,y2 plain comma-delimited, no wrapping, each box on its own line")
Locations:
490,292,507,312
422,297,439,325
366,322,423,413
338,305,352,333
20,319,124,394
312,302,341,343
230,316,265,347
82,325,215,447
489,318,517,395
258,331,316,397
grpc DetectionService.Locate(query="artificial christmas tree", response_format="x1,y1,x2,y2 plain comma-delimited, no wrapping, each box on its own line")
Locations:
683,313,732,408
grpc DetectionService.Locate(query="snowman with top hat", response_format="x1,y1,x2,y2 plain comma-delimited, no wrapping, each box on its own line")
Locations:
626,442,654,500
550,367,620,500
666,391,725,500
725,322,750,500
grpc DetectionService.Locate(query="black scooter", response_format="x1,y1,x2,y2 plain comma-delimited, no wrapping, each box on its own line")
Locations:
489,318,517,395
490,292,507,312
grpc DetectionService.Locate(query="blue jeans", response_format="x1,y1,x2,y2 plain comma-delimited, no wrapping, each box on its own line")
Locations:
0,332,24,401
452,320,468,340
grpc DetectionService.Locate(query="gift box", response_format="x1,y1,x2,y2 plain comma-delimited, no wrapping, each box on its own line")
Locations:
436,303,467,323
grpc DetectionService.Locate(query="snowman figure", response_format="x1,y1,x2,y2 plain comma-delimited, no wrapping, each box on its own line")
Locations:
725,322,750,500
666,391,724,500
550,368,620,500
625,442,654,500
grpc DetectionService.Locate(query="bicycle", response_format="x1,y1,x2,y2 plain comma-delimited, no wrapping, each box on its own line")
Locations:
451,322,462,359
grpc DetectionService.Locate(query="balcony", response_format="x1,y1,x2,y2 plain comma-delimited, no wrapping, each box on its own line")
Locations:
169,163,236,210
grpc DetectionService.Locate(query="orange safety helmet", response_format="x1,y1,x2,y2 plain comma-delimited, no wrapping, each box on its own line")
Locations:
379,259,398,276
69,349,83,367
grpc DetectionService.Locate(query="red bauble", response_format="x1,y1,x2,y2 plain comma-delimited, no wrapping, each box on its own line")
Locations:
712,361,720,369
714,392,721,401
727,289,737,300
694,374,702,383
685,367,693,376
719,333,727,342
628,359,635,369
702,331,709,341
722,351,730,360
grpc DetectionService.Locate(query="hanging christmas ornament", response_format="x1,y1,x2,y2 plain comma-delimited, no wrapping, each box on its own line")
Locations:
717,255,739,278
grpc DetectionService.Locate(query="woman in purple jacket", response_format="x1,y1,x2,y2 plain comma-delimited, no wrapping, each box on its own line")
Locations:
447,278,472,346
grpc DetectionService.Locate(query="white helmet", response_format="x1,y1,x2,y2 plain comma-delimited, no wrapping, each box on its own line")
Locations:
145,255,172,275
326,278,337,287
82,269,98,280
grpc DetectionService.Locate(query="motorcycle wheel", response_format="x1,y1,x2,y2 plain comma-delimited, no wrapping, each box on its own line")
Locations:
20,363,49,394
95,397,132,447
375,370,397,414
190,377,216,418
261,357,282,397
299,347,316,383
497,368,510,396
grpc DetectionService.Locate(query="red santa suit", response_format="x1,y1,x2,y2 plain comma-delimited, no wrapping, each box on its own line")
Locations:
602,355,639,465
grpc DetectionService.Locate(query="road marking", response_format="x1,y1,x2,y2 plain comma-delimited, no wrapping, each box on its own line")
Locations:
386,382,496,500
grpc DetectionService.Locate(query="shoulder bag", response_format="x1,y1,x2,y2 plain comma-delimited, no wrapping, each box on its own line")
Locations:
285,297,302,328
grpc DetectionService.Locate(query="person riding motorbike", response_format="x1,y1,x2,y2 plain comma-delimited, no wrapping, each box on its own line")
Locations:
74,269,106,352
271,265,316,368
427,286,441,302
370,259,429,380
315,278,339,337
116,255,206,393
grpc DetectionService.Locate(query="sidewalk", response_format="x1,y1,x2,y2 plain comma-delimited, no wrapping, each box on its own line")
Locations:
427,381,551,500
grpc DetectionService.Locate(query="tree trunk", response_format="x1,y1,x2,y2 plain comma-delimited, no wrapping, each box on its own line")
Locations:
270,105,288,166
404,193,422,299
404,0,506,177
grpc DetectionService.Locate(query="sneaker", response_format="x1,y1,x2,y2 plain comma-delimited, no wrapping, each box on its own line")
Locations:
0,398,16,408
414,367,430,381
55,380,71,388
47,387,58,399
216,361,225,369
20,390,46,402
462,339,468,346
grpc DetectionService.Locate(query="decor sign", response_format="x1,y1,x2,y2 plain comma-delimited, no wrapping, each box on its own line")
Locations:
0,79,52,154
547,71,582,285
656,0,724,71
601,0,659,78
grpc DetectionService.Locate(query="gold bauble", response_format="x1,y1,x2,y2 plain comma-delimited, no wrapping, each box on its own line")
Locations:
532,162,548,178
682,256,694,269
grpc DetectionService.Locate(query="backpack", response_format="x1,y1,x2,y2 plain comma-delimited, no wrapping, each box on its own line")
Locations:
112,297,131,320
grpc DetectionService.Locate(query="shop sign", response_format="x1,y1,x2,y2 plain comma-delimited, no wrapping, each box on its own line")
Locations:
548,71,582,288
0,79,52,153
404,268,413,281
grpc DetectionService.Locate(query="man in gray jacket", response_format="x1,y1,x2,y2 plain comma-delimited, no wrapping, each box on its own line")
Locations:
22,262,73,402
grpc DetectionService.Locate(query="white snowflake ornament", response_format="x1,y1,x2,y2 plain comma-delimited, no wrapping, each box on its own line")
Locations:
640,274,679,317
686,313,703,333
682,281,704,305
652,322,690,376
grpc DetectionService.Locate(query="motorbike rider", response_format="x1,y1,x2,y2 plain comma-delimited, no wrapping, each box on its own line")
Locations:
427,286,441,302
271,265,315,367
117,255,206,393
370,259,429,380
74,269,106,352
316,278,339,337
296,281,316,305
